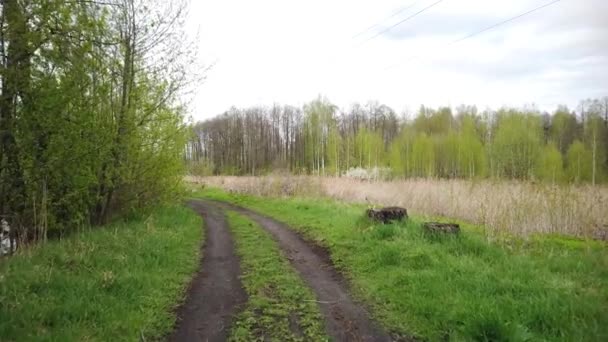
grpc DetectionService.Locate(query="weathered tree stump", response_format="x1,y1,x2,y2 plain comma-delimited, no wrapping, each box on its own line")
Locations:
423,222,460,234
366,207,408,224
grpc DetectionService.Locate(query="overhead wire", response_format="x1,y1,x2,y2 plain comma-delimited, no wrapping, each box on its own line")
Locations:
452,0,562,45
382,0,563,71
351,1,421,39
362,0,447,44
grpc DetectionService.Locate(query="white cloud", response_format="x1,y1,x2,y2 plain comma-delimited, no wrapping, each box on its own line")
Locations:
186,0,608,120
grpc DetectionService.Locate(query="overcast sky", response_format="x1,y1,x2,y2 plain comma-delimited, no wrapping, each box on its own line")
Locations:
185,0,608,121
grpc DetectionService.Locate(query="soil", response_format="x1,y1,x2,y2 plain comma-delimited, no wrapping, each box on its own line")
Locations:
212,200,394,342
168,200,247,342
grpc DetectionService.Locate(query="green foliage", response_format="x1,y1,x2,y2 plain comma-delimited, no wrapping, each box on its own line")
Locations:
0,1,192,237
583,113,608,184
197,189,608,341
303,96,338,175
550,107,578,154
535,144,564,183
226,212,327,341
458,115,487,178
413,106,454,135
492,111,542,179
0,205,203,341
187,160,216,176
355,127,385,169
389,114,485,179
188,99,608,183
388,132,408,175
411,133,435,177
566,140,593,183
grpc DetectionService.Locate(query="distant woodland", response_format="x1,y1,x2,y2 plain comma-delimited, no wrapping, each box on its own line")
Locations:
187,97,608,184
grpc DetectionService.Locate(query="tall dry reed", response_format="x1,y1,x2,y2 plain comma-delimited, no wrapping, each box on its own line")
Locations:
187,175,608,238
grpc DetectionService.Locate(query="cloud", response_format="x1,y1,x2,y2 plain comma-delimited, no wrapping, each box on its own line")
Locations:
187,0,608,120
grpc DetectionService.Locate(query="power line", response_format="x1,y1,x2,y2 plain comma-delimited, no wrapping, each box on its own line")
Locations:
451,0,562,45
362,0,447,44
383,0,562,71
352,1,420,39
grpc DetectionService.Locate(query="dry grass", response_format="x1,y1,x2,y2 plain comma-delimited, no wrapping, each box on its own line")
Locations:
185,175,608,238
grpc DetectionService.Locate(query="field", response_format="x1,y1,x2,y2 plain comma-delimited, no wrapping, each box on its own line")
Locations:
194,186,608,341
2,180,606,341
190,175,608,238
0,206,203,341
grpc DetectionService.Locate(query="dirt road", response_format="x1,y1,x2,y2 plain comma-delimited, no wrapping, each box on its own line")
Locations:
168,200,247,342
211,200,392,342
170,199,392,341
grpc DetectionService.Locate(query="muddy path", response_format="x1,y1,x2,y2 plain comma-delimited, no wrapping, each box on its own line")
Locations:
211,200,393,342
168,200,247,342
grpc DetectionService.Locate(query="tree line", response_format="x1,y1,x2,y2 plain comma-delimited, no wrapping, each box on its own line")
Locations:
187,96,608,184
0,0,195,241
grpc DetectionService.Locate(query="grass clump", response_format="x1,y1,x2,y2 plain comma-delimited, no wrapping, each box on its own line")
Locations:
226,211,327,341
197,187,608,341
0,205,203,341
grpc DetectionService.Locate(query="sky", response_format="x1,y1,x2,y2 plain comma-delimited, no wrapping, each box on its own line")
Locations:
185,0,608,121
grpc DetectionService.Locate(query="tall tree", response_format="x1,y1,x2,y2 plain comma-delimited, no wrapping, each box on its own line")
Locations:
491,111,542,179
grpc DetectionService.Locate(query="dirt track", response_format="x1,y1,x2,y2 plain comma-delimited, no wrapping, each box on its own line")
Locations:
211,200,392,342
170,199,392,341
168,200,247,342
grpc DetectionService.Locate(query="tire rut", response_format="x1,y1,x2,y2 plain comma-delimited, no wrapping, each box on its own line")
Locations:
209,200,393,342
168,200,247,342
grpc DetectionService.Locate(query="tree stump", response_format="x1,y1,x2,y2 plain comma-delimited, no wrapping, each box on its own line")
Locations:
366,207,408,224
423,222,460,234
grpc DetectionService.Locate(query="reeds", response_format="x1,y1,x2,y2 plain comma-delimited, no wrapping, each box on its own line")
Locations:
186,175,608,238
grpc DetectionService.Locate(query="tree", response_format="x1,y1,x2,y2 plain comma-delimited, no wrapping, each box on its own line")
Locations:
0,0,197,240
492,111,542,179
411,133,435,178
388,126,415,177
583,113,607,185
566,140,593,183
549,107,579,155
458,115,486,178
185,98,608,185
535,144,564,184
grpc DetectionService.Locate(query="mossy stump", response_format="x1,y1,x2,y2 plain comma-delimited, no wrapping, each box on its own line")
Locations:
366,207,408,224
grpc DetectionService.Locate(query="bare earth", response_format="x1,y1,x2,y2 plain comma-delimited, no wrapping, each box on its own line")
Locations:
168,200,247,342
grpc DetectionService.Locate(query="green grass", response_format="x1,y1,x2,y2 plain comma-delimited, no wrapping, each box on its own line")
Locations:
0,205,203,341
197,188,608,341
226,211,327,341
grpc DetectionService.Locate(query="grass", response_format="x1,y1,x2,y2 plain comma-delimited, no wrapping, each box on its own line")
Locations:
196,187,608,341
0,205,203,341
189,175,608,238
226,211,327,341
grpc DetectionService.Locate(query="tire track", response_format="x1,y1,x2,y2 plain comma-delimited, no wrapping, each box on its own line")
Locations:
168,200,247,342
210,200,393,342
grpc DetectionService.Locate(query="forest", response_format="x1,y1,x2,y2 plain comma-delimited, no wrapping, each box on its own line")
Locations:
187,97,608,184
0,0,194,240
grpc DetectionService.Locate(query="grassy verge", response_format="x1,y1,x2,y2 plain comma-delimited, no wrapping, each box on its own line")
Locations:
0,205,203,341
197,188,608,341
226,211,327,341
